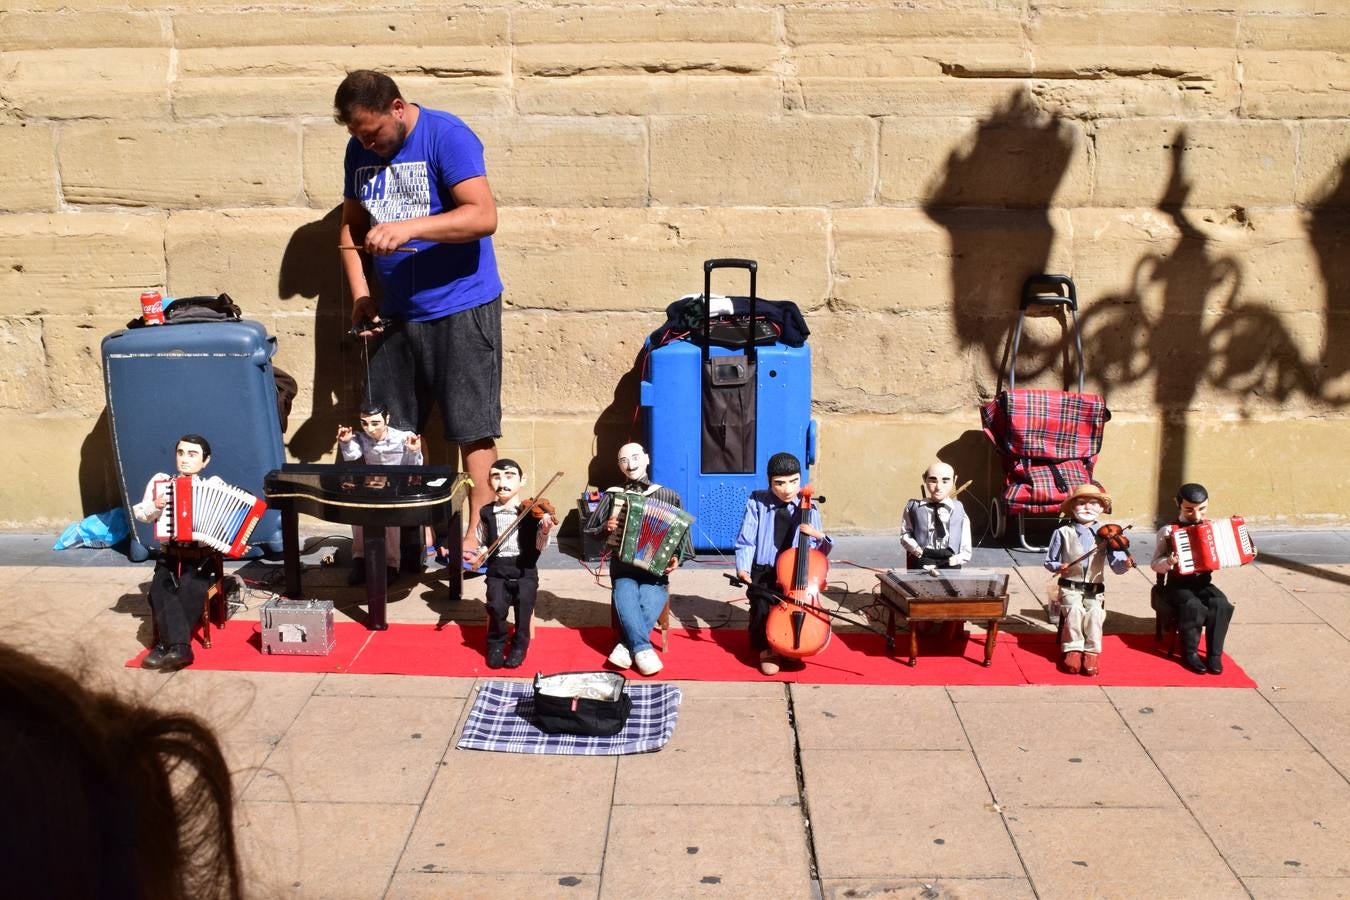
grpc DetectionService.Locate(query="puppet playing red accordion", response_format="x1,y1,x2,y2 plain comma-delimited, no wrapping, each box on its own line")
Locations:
1166,515,1256,576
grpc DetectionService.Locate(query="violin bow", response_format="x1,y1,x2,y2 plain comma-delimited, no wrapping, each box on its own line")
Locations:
467,470,564,569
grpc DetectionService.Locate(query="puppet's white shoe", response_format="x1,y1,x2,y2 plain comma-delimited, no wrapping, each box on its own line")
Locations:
607,643,632,669
634,649,663,676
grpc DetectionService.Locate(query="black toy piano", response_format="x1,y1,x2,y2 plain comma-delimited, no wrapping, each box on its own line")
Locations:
264,464,471,629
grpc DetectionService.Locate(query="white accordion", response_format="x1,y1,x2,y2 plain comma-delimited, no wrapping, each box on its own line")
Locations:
153,475,267,558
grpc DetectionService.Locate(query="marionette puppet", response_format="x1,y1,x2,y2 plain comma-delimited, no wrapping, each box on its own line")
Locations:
1149,482,1246,675
336,401,422,586
130,434,225,672
1043,484,1133,676
734,452,833,676
584,443,691,677
472,459,557,669
900,461,972,571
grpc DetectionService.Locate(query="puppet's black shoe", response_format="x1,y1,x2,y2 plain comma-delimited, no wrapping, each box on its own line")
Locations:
505,644,528,669
1206,655,1224,675
142,644,169,669
159,643,194,672
486,645,506,669
386,567,401,586
1183,653,1208,675
348,560,367,585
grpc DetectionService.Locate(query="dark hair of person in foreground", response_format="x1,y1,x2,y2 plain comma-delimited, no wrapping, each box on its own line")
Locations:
0,642,243,900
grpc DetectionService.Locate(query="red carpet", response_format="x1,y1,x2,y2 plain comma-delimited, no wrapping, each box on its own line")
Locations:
126,623,1255,687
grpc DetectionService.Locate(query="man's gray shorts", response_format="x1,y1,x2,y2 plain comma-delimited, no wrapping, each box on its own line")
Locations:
368,295,502,444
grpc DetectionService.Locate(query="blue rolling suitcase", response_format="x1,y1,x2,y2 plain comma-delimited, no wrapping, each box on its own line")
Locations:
641,259,817,552
102,320,287,561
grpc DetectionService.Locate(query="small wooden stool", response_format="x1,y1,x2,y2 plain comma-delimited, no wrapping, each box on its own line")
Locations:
153,544,230,649
610,599,672,652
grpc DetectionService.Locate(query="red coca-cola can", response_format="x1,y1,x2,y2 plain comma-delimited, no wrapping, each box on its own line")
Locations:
140,290,165,325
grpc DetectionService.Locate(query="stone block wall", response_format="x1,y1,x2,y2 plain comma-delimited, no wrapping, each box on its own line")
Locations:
2,0,1347,535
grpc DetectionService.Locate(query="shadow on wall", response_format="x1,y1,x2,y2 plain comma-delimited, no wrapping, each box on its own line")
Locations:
1308,154,1350,394
922,89,1079,389
1076,131,1345,514
922,87,1350,521
78,408,120,516
277,206,372,463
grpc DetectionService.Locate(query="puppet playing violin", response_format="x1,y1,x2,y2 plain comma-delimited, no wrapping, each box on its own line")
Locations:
734,453,834,676
1043,484,1134,677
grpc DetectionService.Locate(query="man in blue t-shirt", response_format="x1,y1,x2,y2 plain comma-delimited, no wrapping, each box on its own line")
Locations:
334,69,503,557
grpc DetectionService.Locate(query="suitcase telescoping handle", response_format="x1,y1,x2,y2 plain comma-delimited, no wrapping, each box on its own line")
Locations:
1009,273,1084,394
703,258,758,361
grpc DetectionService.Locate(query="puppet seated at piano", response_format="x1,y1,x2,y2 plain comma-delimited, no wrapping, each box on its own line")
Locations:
132,433,266,671
1150,482,1256,675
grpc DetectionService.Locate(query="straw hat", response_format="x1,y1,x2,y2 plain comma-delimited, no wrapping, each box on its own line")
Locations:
1060,483,1112,516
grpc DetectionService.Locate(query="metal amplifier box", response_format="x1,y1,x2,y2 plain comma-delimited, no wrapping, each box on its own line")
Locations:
261,598,335,656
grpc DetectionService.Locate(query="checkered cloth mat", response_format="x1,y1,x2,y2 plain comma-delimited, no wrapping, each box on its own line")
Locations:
457,680,682,755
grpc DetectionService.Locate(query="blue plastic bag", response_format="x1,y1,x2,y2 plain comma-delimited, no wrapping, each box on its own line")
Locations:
53,508,130,550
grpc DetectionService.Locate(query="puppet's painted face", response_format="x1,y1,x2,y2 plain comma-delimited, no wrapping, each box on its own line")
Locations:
770,473,801,505
488,466,524,505
922,464,955,502
175,441,209,476
1178,498,1208,524
359,412,389,442
1070,498,1103,525
617,443,649,482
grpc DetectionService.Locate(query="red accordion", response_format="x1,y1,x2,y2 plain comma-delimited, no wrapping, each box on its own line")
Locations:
153,475,267,558
1167,516,1255,576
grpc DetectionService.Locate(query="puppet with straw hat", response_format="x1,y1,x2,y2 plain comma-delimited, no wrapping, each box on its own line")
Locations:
1043,484,1133,676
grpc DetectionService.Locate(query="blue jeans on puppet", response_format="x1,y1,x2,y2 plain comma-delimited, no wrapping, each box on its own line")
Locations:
612,563,668,655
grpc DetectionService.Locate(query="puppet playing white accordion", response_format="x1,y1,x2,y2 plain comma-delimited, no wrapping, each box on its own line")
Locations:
1166,515,1255,576
153,475,267,558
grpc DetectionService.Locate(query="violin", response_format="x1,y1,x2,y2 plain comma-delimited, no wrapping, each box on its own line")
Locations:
1096,523,1136,568
764,485,833,659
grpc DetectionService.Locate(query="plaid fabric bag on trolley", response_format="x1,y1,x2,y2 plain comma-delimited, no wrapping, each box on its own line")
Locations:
980,388,1110,514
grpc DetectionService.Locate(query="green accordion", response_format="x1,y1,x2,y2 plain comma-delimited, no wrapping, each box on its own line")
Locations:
616,492,694,575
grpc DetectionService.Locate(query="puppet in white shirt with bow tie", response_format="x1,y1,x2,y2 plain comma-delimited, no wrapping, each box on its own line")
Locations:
900,461,972,570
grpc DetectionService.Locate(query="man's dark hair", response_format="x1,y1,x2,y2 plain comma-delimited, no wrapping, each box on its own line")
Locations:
1176,482,1209,504
490,458,523,476
767,452,801,478
333,70,403,124
178,433,211,460
359,401,389,420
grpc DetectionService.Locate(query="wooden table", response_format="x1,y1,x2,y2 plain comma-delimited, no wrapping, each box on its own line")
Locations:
876,569,1009,666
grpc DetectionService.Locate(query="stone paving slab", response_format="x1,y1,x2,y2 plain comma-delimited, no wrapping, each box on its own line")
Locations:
803,749,1023,879
792,684,968,751
957,692,1178,810
1004,807,1248,899
244,694,465,804
236,799,419,899
600,804,813,899
401,752,616,877
1154,748,1350,878
613,691,799,807
819,876,1036,899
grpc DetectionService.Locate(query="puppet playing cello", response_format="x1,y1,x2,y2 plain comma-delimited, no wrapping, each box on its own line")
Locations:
732,453,836,675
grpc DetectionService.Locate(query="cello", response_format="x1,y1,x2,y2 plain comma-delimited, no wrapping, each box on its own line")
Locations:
764,485,833,659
